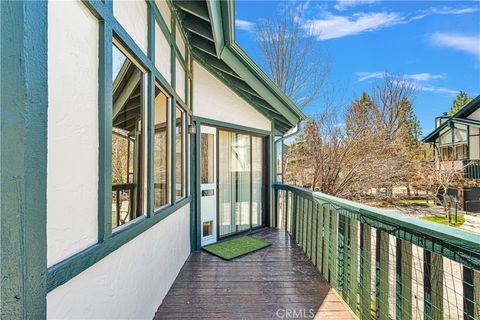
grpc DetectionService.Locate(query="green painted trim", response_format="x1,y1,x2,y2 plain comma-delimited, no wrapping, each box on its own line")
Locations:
205,0,224,57
348,219,359,314
463,267,475,320
1,1,48,317
147,3,155,217
192,117,271,137
220,1,305,122
274,184,480,269
47,0,193,291
329,210,338,288
190,120,202,251
424,250,443,320
375,230,389,320
360,224,372,320
323,208,331,280
452,94,480,119
98,20,113,240
47,197,191,292
395,239,412,320
220,48,299,125
316,206,324,273
337,214,346,292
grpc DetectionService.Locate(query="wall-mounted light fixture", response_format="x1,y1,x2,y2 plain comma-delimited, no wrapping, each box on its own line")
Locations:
188,123,196,134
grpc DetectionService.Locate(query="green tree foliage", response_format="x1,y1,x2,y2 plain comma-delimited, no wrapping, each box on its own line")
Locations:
449,91,473,115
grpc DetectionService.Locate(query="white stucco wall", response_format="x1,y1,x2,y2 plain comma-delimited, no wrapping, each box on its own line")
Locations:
47,0,99,267
193,62,272,131
155,22,171,84
47,204,190,320
113,0,148,54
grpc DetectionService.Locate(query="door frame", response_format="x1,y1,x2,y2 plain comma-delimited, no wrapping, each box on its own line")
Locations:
191,117,273,251
200,125,217,246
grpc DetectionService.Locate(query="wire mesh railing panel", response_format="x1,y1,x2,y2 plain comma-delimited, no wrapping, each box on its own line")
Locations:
274,184,480,320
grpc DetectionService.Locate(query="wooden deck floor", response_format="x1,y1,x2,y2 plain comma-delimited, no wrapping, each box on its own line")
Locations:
154,229,354,319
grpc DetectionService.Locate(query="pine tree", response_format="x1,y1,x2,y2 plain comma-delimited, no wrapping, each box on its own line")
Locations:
449,91,473,115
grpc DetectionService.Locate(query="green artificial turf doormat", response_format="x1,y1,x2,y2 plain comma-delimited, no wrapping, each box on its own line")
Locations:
203,236,271,260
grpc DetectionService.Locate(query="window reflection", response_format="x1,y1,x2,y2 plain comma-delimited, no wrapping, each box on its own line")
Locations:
175,106,185,199
111,43,145,229
154,87,169,209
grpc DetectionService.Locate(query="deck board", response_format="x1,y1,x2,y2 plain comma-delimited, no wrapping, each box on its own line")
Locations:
154,229,354,319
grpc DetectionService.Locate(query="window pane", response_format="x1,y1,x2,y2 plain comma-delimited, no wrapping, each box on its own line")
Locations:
218,131,252,236
201,133,214,184
252,136,263,228
154,87,169,209
111,44,145,229
175,106,185,199
275,138,283,182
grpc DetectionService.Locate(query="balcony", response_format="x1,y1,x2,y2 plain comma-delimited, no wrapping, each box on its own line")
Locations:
464,159,480,179
156,184,479,319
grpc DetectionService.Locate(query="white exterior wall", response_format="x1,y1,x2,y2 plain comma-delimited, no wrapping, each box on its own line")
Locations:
468,108,480,121
113,0,148,54
193,62,272,131
47,1,190,319
47,204,190,320
470,126,480,159
47,0,99,266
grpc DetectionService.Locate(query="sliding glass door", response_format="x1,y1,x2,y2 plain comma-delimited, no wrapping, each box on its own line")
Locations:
218,130,264,237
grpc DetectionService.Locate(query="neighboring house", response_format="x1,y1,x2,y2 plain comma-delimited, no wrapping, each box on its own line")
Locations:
423,95,480,212
1,0,304,318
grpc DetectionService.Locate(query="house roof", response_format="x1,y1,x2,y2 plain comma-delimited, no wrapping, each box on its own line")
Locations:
173,0,306,133
422,94,480,143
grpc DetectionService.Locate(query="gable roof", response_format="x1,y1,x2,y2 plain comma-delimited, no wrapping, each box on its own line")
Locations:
422,95,480,143
451,94,480,119
173,0,306,133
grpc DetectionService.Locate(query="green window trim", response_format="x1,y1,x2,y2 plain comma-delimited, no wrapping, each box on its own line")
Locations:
47,0,194,292
1,1,48,318
47,197,192,292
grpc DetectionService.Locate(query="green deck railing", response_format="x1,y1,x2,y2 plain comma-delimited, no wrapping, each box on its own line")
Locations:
273,184,480,320
464,160,480,180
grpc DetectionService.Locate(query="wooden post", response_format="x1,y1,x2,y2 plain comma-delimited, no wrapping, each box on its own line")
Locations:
323,208,331,281
396,239,412,320
360,224,372,320
424,250,443,320
349,219,359,314
375,230,390,320
316,205,324,273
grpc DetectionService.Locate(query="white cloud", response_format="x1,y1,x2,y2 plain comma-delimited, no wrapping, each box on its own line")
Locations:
334,0,381,11
356,72,385,81
405,73,446,81
430,33,480,58
236,19,255,32
427,6,479,15
305,12,402,40
421,85,458,95
302,3,478,41
356,72,446,82
355,72,457,96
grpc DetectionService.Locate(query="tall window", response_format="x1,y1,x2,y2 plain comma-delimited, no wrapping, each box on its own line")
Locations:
154,86,169,209
175,106,185,199
111,43,146,229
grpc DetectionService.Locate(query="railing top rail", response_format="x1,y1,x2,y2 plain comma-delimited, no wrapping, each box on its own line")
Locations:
274,183,480,268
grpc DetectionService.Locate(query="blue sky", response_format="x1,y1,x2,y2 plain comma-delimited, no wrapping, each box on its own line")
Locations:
234,0,480,135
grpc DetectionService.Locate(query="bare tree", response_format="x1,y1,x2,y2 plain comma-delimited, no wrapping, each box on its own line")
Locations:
256,15,329,109
286,110,366,196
